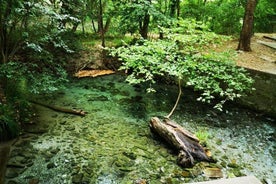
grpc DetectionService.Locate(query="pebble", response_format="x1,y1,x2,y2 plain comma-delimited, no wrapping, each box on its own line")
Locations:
72,173,84,183
5,168,24,178
65,125,75,131
47,162,55,169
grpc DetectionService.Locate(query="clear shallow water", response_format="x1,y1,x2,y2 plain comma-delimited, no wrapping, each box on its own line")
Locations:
5,74,276,184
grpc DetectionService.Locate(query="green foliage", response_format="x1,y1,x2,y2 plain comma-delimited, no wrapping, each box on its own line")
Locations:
0,62,68,94
255,0,276,33
0,103,19,141
184,53,254,110
195,129,210,145
181,0,244,35
181,0,275,34
0,93,33,141
110,19,254,111
0,1,80,95
114,0,169,35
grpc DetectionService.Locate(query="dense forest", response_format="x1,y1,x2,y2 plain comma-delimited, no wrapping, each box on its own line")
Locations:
0,0,275,139
0,1,276,184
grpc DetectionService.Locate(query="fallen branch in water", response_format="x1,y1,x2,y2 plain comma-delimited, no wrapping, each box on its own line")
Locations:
30,100,86,116
150,117,212,167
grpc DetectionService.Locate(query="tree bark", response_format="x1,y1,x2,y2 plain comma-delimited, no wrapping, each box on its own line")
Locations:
139,13,150,39
98,0,105,47
150,117,212,167
237,0,258,51
170,0,180,18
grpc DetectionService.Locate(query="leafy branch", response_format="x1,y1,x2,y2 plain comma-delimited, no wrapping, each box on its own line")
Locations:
110,20,254,117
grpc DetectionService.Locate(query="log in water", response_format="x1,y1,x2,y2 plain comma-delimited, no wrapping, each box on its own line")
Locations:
150,117,212,167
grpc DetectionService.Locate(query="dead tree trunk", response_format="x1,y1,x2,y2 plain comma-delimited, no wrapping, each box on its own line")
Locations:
150,117,212,167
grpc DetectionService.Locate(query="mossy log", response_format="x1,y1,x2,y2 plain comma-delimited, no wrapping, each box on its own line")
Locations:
150,117,212,167
30,101,86,116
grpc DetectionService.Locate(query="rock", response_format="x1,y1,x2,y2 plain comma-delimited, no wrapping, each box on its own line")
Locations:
122,151,137,160
72,173,84,183
47,162,55,169
29,178,39,184
5,168,24,178
203,168,223,178
227,160,240,168
7,156,25,165
134,179,147,184
7,180,18,184
50,148,60,155
60,121,67,125
81,173,90,184
65,125,75,131
43,152,53,161
264,178,273,184
181,170,193,177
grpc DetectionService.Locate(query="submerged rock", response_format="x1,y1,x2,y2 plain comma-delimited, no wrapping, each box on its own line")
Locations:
47,162,55,169
203,167,223,178
5,168,25,178
5,74,276,184
72,173,84,183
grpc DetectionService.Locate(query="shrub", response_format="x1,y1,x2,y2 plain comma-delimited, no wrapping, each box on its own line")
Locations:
110,19,254,113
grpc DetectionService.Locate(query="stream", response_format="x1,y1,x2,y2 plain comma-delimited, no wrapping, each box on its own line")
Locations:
4,74,276,184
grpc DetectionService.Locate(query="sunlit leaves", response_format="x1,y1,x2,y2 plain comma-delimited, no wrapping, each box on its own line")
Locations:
110,19,254,110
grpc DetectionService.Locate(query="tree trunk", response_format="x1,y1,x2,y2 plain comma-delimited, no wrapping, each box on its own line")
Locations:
237,0,258,51
0,0,11,64
104,17,112,34
91,19,97,33
98,0,105,47
139,13,150,39
150,117,212,167
170,0,180,18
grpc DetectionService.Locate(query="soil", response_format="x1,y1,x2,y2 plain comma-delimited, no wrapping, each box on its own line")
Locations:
218,33,276,75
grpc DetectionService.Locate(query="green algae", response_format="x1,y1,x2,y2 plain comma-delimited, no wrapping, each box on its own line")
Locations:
4,74,276,184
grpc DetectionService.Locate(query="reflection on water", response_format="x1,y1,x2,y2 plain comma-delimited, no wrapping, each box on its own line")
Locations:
4,74,276,184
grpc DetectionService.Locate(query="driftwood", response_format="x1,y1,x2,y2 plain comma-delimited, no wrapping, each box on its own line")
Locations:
30,101,86,116
150,117,212,167
74,70,115,78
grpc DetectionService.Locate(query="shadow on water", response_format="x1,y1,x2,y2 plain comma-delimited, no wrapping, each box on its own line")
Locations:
3,74,276,184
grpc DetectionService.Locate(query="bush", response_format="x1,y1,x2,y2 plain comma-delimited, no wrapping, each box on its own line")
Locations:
110,19,254,112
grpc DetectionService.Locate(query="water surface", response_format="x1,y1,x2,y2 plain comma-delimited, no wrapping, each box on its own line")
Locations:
5,74,276,184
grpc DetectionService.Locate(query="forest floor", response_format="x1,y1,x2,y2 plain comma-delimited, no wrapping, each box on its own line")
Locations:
217,33,276,75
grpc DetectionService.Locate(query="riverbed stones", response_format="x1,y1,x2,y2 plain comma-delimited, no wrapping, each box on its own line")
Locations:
5,167,26,178
4,75,276,183
65,125,75,131
47,162,56,169
72,172,84,183
6,180,17,184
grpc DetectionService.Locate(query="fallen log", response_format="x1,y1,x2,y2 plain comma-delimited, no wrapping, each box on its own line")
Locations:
30,101,86,116
74,69,115,78
150,117,212,167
